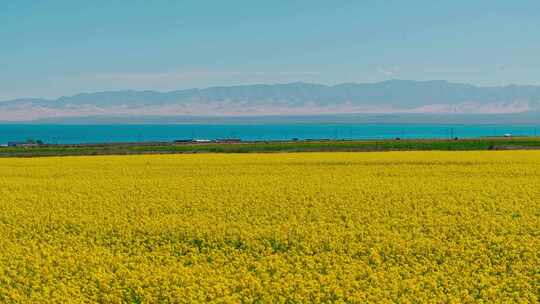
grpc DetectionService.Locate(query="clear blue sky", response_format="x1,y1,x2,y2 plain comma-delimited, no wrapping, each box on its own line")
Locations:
2,0,540,100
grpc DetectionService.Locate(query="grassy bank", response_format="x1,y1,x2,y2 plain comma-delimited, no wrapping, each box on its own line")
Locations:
1,137,540,157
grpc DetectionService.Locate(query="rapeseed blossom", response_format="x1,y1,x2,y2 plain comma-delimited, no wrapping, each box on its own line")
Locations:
0,151,538,303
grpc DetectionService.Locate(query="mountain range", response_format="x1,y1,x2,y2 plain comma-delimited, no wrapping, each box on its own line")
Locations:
2,80,540,122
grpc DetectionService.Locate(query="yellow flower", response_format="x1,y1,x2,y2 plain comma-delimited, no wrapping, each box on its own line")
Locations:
0,151,538,302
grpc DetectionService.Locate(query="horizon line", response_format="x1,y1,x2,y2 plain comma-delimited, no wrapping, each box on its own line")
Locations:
4,79,540,103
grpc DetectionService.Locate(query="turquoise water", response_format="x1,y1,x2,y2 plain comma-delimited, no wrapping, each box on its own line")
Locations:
0,124,539,144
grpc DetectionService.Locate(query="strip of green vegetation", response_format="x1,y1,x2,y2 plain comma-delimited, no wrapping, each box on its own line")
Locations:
1,138,540,157
131,138,540,153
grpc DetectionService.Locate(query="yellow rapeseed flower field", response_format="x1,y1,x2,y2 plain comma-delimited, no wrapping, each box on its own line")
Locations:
0,151,539,303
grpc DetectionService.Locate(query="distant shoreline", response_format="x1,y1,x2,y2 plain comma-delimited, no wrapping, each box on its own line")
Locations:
1,112,540,125
1,137,540,158
1,121,539,147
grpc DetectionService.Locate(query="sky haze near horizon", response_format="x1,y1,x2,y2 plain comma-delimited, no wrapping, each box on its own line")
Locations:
1,0,540,100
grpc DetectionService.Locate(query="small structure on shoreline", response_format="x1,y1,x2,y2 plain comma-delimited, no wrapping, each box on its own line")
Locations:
7,139,44,147
174,138,242,144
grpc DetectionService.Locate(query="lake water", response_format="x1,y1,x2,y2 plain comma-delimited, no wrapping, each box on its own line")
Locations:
1,124,539,145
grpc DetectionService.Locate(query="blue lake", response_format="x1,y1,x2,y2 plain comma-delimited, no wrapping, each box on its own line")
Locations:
0,124,539,145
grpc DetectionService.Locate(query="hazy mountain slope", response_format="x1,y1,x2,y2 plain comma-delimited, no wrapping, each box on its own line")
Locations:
1,80,539,121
